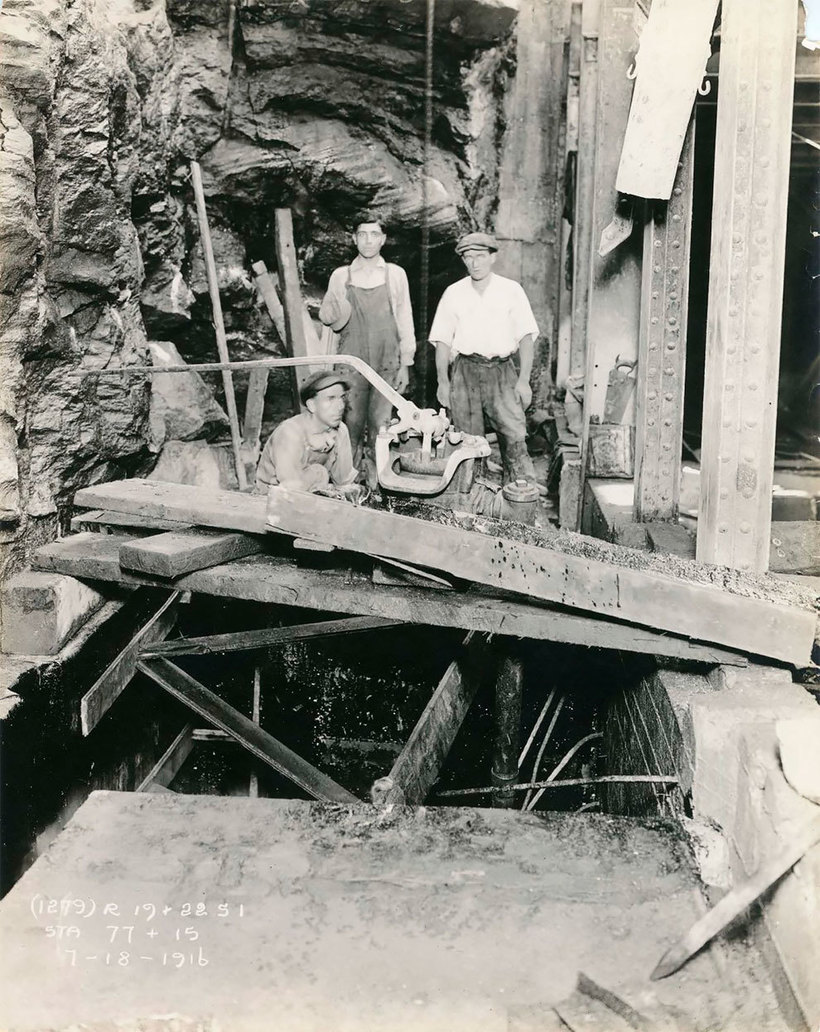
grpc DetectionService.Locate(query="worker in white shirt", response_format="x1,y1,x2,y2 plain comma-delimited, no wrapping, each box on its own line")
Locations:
318,213,415,484
429,232,538,485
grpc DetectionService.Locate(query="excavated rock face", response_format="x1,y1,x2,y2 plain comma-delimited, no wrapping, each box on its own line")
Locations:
0,0,518,579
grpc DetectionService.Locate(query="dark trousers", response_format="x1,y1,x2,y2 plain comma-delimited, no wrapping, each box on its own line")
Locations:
450,355,534,481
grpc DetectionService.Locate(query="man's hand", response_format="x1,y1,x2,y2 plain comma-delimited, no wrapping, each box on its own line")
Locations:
437,380,451,409
395,366,410,394
514,377,532,411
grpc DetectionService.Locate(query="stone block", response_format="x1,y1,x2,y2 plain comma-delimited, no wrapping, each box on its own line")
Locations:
1,571,106,655
148,440,238,490
689,665,816,835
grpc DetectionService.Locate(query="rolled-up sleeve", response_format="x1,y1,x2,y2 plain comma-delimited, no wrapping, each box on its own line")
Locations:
510,282,539,342
428,286,457,348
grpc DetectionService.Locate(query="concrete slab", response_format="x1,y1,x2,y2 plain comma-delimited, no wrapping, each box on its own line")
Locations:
0,792,788,1032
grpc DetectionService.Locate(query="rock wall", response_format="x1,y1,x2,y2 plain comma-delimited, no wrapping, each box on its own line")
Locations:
0,0,520,581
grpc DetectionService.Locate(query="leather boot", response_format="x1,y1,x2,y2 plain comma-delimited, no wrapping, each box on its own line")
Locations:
503,440,536,485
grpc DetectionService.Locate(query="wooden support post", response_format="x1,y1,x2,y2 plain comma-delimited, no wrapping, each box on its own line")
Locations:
578,0,643,524
250,258,292,421
634,121,695,522
492,652,524,808
81,592,180,735
274,209,309,398
494,0,569,406
137,657,358,803
190,161,247,491
569,0,600,385
249,667,261,798
136,724,194,793
372,633,487,806
119,529,263,580
697,0,798,572
556,0,583,389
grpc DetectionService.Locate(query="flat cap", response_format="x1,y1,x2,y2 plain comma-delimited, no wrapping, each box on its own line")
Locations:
300,370,351,404
455,231,498,255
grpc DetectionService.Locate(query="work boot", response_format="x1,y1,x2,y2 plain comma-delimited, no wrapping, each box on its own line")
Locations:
503,440,537,487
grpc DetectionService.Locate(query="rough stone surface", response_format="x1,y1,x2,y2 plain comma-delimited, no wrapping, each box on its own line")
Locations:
0,0,524,584
147,340,229,451
148,440,239,490
0,570,106,655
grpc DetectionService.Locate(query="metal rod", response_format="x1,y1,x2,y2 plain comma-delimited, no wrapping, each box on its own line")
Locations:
418,0,435,405
81,353,412,421
190,160,247,491
435,775,680,799
525,730,603,811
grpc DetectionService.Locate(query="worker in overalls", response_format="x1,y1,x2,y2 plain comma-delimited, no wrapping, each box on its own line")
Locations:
318,214,415,486
430,232,538,485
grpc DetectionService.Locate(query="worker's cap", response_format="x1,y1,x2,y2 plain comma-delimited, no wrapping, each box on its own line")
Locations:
455,232,498,255
300,370,351,404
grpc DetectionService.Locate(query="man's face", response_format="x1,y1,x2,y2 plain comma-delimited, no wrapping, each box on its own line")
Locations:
461,247,496,281
307,383,347,428
353,222,386,259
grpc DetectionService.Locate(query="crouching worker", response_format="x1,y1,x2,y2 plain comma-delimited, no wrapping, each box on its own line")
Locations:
255,371,366,503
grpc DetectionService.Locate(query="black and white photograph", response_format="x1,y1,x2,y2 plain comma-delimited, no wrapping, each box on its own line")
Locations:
0,0,818,1029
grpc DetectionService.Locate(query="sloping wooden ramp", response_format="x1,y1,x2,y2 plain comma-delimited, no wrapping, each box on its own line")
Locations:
69,479,817,665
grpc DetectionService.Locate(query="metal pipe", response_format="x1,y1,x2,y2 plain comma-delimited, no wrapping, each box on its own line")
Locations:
491,652,524,808
436,774,679,799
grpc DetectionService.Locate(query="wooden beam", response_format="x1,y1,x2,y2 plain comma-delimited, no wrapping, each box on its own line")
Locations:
137,657,359,803
697,0,799,572
634,121,695,522
33,532,750,666
71,509,191,535
250,259,292,417
136,724,194,793
119,529,264,579
376,633,487,805
492,652,524,808
494,0,569,406
580,0,643,427
265,486,815,665
81,591,180,735
569,0,600,385
190,161,247,491
274,209,309,397
241,367,269,463
141,615,403,658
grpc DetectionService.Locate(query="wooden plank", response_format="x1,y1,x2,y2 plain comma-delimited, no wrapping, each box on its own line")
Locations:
136,724,194,792
137,657,358,803
81,591,180,735
32,532,752,666
250,260,287,341
615,0,718,199
71,509,192,534
634,121,695,521
141,615,402,658
190,161,247,491
266,487,815,665
241,367,269,460
119,529,264,579
697,0,799,572
274,209,309,397
379,633,486,805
